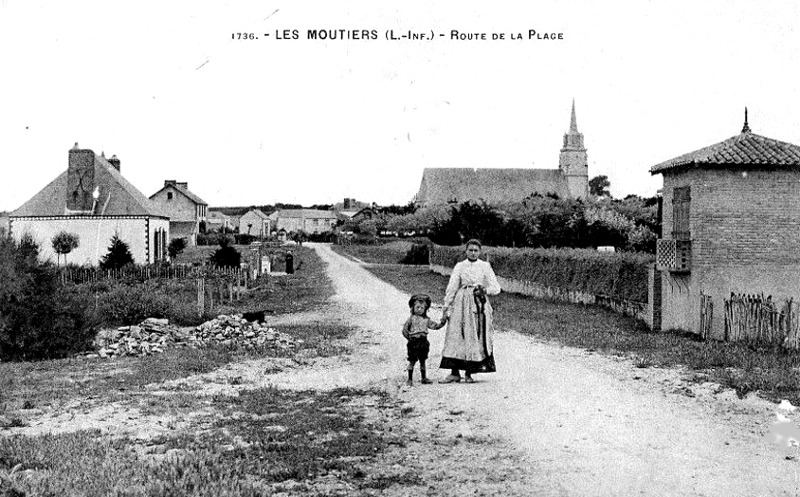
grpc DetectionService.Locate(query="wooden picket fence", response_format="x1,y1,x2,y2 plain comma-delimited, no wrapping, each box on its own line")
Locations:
699,292,713,340
60,264,248,284
723,293,800,347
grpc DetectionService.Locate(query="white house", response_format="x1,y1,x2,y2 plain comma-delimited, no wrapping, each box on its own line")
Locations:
9,143,169,265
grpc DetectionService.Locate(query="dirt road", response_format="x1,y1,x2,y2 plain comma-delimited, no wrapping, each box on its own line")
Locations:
9,243,800,495
305,243,800,496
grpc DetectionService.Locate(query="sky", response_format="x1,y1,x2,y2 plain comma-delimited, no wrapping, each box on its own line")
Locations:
1,1,799,211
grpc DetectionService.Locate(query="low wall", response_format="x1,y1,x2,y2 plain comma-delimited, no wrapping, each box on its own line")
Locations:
430,263,648,322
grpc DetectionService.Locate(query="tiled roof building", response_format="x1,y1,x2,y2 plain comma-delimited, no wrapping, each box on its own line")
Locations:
10,143,169,265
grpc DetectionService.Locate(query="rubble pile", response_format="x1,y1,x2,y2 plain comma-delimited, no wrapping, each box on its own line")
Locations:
92,315,298,358
191,314,298,351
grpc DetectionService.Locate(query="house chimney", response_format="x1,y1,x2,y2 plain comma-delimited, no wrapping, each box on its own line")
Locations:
108,154,121,171
164,180,177,187
67,145,96,212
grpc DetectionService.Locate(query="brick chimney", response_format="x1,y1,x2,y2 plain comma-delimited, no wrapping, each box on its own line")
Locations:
67,143,96,212
164,180,177,187
108,154,121,171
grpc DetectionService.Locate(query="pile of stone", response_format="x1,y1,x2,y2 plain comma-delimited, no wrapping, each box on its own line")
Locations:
91,315,298,358
190,314,298,352
94,318,188,358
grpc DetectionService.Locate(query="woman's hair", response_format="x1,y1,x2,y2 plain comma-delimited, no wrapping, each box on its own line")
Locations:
408,294,432,316
465,239,482,249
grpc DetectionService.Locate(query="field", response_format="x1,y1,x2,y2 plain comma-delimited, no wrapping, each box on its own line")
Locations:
331,240,425,265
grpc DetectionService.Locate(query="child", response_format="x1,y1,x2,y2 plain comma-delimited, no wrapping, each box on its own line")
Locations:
403,293,447,386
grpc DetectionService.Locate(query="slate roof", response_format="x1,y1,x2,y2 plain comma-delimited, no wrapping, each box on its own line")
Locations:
243,209,270,220
150,183,208,205
12,151,168,218
650,131,800,174
207,211,232,220
416,168,569,205
269,209,339,220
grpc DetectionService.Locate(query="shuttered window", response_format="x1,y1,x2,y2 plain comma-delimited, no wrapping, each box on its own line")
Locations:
672,186,690,240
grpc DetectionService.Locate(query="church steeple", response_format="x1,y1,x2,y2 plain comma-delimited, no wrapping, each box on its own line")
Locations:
562,99,585,150
559,99,589,199
570,98,578,132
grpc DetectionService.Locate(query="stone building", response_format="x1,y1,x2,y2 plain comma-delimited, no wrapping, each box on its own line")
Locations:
650,112,800,338
149,180,208,246
414,101,589,206
269,209,339,234
239,209,271,237
10,144,169,265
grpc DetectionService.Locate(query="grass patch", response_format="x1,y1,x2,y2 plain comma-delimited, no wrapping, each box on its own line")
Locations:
366,265,800,405
331,241,424,265
0,388,402,496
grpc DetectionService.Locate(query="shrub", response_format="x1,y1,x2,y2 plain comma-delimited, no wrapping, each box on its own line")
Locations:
0,236,97,360
51,231,80,266
401,243,430,265
99,234,134,269
234,233,257,245
210,237,241,268
431,244,653,302
168,237,188,258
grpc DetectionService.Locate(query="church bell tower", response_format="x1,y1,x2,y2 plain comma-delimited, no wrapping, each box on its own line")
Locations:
559,100,589,199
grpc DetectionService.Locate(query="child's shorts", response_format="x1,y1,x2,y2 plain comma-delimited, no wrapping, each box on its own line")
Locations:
406,336,430,362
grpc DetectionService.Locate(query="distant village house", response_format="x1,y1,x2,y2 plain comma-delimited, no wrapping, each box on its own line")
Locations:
269,209,339,234
206,210,234,232
239,209,271,237
149,180,208,246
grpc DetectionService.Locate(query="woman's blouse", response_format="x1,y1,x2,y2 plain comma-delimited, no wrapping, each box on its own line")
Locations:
443,258,501,308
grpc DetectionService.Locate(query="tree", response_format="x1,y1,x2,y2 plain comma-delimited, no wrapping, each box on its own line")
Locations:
51,231,79,266
168,237,187,258
99,234,134,270
589,175,611,197
209,236,241,268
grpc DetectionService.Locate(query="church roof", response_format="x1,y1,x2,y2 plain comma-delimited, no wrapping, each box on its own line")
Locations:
12,151,168,218
650,112,800,173
416,168,569,205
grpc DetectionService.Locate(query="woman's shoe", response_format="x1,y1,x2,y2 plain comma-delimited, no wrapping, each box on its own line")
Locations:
463,376,476,383
439,374,462,384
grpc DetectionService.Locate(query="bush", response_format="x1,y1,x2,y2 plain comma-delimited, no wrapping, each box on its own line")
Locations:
99,234,135,269
210,237,241,268
168,237,188,258
401,243,430,265
234,233,257,245
0,236,97,360
95,279,207,326
431,244,653,302
197,232,226,246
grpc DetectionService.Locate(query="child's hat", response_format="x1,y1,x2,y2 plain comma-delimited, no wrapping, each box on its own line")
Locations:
408,293,432,309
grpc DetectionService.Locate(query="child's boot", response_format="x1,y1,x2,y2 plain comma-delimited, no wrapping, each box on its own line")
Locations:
420,365,432,384
406,362,415,386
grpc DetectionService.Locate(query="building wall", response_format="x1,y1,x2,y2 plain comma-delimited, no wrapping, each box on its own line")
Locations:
239,212,269,237
660,168,800,338
275,216,337,234
10,216,168,265
150,187,197,222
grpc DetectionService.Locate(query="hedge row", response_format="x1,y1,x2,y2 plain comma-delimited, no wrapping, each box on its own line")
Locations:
430,245,653,302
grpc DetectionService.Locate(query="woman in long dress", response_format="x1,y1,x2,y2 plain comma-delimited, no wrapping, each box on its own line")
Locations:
439,239,501,383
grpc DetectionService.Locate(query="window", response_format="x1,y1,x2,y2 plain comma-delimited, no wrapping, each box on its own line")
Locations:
672,186,690,240
167,191,173,200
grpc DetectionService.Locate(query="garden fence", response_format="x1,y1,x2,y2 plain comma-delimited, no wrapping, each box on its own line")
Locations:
723,293,800,347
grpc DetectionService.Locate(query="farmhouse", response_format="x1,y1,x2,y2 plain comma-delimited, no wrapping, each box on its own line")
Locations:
206,210,234,232
414,101,589,206
269,209,339,234
149,180,208,246
650,111,800,339
9,144,169,265
238,209,271,237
